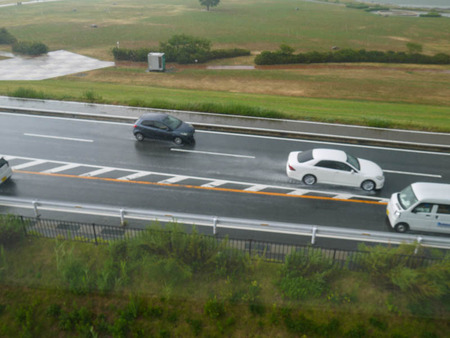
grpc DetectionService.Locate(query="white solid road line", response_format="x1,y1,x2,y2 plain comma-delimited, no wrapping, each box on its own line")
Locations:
383,169,442,178
24,133,93,143
170,148,255,159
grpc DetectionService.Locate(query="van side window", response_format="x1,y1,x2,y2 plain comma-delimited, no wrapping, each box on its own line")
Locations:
437,204,450,215
413,203,433,213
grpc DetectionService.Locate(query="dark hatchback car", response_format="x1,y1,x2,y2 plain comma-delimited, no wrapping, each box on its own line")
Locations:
133,113,195,145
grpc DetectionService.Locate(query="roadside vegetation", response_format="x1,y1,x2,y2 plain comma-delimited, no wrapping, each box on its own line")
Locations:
0,215,449,336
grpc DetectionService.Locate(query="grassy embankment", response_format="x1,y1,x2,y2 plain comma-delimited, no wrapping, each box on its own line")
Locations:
0,218,449,337
0,0,449,131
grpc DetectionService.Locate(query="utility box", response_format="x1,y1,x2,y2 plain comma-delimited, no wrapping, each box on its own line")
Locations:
147,52,165,72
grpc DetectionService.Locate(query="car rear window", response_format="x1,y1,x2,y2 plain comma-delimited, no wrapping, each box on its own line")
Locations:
297,150,313,163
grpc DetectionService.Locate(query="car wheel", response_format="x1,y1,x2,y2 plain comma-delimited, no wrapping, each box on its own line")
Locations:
394,222,409,233
302,174,317,185
173,137,183,145
361,180,375,191
134,133,144,142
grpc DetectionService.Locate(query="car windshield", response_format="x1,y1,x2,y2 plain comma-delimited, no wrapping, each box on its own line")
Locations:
346,154,360,171
398,185,418,210
162,115,182,130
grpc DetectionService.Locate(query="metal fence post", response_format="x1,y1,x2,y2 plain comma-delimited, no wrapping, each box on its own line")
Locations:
20,215,27,237
92,223,98,245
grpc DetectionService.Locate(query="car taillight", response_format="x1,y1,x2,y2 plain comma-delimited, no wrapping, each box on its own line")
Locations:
133,124,137,128
288,164,295,171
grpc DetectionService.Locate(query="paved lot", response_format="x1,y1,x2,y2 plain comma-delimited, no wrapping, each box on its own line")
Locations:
0,50,114,80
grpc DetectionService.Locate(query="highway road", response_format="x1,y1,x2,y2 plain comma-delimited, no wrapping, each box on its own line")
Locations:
1,112,449,238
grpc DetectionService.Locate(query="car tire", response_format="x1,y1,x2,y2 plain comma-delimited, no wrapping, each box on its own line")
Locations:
394,222,409,233
361,180,376,191
302,174,317,185
134,133,144,142
173,137,183,145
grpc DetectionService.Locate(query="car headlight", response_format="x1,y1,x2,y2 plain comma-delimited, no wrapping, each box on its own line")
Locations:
394,211,401,218
180,132,189,136
376,176,384,181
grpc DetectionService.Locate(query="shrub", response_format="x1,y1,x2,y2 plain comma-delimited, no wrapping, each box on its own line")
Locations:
56,244,95,295
112,35,249,64
213,246,250,277
279,250,335,300
204,296,225,318
207,48,251,60
111,46,152,62
186,318,203,336
12,41,48,55
420,11,442,18
364,117,393,129
143,257,192,286
364,6,389,12
356,243,418,283
346,3,369,9
282,249,334,278
0,215,25,248
160,34,211,64
8,87,49,100
96,258,118,293
279,274,327,300
283,311,318,335
82,89,102,103
0,27,17,44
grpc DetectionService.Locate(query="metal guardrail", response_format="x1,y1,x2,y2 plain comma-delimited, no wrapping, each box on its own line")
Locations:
1,196,450,250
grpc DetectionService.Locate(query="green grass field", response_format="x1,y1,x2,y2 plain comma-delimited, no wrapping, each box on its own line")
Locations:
0,0,449,131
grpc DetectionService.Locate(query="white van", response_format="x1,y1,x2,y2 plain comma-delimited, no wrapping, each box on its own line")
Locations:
386,182,450,234
0,157,13,184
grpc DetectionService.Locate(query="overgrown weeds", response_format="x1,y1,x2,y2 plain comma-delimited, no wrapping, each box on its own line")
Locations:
0,226,449,336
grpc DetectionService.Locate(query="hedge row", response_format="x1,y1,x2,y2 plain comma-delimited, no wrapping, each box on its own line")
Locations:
12,41,48,56
254,48,450,65
112,47,250,63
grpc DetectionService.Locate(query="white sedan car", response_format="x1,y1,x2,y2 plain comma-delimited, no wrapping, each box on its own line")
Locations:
286,148,385,191
0,157,12,185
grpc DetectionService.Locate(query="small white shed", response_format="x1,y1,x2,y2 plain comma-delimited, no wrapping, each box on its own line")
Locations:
147,52,165,72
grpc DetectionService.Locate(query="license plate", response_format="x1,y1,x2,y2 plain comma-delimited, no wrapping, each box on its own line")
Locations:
386,209,389,216
1,176,6,182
